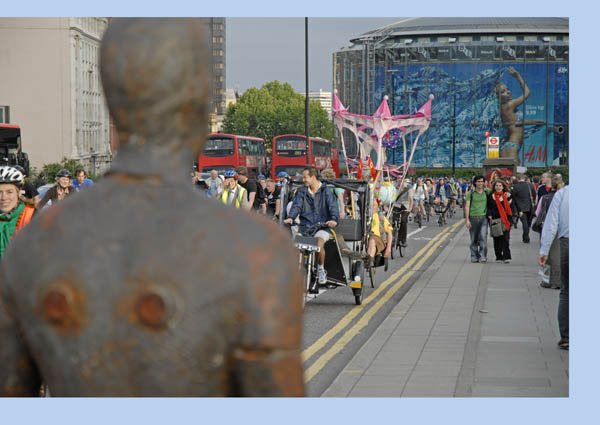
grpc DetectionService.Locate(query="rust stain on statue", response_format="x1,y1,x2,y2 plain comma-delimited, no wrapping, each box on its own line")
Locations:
39,278,87,334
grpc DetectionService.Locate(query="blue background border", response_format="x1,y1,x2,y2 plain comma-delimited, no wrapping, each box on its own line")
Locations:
0,1,591,424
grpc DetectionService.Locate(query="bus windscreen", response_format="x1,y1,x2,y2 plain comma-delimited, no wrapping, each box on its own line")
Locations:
202,137,234,157
275,137,307,157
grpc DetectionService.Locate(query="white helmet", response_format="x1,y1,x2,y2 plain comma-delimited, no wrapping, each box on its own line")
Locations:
0,166,24,186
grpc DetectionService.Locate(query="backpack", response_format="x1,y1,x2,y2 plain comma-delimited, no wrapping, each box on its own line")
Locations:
532,192,555,233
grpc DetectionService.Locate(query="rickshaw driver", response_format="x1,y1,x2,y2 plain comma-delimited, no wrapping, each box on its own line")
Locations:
284,166,339,285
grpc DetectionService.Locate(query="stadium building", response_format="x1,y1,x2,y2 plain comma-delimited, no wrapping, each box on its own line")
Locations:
333,18,569,168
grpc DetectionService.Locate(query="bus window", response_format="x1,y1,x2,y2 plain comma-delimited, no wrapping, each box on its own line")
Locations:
203,137,234,157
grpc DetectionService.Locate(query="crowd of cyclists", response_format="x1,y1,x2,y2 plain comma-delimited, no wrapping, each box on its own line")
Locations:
0,166,94,260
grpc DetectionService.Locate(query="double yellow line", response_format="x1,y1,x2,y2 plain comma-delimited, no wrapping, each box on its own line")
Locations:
303,219,464,383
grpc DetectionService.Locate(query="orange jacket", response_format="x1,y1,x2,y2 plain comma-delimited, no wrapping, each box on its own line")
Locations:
13,204,35,237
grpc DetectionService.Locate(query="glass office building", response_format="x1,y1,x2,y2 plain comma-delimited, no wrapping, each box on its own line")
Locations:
333,18,569,167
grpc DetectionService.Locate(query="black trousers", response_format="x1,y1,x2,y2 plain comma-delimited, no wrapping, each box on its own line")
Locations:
520,210,532,241
558,237,569,339
492,231,511,260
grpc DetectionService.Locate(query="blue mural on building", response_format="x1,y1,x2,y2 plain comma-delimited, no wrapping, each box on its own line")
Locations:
374,63,568,167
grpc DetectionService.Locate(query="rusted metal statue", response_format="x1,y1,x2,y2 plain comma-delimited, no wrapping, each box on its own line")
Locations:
0,18,305,397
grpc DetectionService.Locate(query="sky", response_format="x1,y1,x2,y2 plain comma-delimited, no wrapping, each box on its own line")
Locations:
226,18,401,94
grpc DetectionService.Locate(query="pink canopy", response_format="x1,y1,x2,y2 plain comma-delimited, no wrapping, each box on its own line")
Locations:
332,91,433,187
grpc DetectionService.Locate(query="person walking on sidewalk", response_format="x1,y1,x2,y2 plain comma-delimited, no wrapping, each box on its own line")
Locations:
512,173,536,243
539,185,569,350
487,180,513,263
534,175,564,289
465,175,491,263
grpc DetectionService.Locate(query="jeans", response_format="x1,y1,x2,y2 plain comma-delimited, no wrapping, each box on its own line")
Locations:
469,217,488,260
520,210,532,241
558,237,569,340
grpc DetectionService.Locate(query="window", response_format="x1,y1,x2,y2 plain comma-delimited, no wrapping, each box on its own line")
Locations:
0,106,8,123
213,49,223,57
214,63,224,70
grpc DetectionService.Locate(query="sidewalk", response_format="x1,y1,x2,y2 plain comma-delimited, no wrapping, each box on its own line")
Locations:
322,223,569,397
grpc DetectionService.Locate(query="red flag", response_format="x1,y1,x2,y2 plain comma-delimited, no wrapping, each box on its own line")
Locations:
368,157,377,181
357,158,363,180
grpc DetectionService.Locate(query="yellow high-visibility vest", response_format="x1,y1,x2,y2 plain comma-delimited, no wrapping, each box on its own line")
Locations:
221,185,247,209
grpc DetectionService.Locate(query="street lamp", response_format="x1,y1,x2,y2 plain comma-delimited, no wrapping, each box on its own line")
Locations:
305,17,310,167
451,102,455,177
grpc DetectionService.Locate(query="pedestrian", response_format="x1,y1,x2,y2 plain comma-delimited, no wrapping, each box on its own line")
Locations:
532,175,541,192
0,166,36,259
37,169,76,209
534,174,564,289
464,175,491,263
72,168,94,191
487,179,513,263
511,173,536,243
539,185,569,350
205,169,223,197
536,172,552,207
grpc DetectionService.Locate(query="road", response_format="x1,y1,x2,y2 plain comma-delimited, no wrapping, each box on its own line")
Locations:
301,208,466,396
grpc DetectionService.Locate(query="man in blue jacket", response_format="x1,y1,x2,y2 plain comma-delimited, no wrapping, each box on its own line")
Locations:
284,166,339,285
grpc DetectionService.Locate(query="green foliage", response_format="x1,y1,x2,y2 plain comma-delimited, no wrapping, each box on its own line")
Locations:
222,81,333,153
39,157,90,182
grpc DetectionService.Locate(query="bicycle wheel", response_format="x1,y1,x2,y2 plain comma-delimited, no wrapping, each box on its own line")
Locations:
417,212,422,228
352,261,366,305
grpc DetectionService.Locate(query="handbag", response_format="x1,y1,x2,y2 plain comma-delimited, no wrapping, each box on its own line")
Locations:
490,218,505,237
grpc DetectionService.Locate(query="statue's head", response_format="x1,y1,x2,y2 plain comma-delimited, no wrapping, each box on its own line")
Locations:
100,19,211,155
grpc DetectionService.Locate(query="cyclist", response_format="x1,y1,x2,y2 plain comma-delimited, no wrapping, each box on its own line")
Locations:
448,178,459,214
411,177,428,223
276,171,289,186
0,166,36,259
37,169,76,209
425,178,435,218
220,170,248,210
284,166,339,285
392,177,413,248
434,177,450,224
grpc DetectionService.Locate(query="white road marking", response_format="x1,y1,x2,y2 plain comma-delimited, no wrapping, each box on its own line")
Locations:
407,227,426,239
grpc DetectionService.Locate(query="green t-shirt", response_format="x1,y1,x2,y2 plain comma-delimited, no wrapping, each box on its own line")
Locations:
466,187,491,217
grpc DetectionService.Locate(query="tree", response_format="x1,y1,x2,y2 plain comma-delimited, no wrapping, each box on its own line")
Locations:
222,81,333,153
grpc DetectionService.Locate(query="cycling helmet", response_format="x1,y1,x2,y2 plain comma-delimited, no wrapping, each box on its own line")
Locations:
417,177,424,182
224,169,238,179
0,166,24,186
257,174,265,179
13,165,26,175
277,171,288,178
56,169,72,178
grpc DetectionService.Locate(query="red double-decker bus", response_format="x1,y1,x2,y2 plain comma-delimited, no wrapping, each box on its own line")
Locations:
271,134,335,179
198,133,267,177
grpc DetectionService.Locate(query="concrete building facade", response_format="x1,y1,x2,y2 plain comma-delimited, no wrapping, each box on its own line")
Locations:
0,18,111,175
309,89,332,117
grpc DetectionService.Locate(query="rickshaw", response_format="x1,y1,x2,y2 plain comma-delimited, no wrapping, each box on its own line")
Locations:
279,178,380,306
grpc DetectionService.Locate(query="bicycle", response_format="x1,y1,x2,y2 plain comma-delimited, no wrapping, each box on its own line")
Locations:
434,202,448,227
